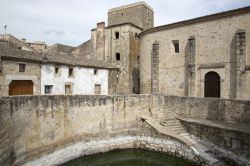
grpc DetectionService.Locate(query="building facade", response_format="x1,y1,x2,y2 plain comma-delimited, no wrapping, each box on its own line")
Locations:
0,1,250,100
0,59,41,96
70,2,153,95
0,45,116,96
41,65,108,95
139,6,250,100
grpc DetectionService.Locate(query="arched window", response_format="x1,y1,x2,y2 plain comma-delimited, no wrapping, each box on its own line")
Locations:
204,72,220,98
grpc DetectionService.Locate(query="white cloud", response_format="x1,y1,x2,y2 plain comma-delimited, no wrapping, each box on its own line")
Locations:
0,0,249,46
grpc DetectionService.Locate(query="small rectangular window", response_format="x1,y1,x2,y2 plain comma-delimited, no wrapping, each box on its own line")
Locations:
95,84,101,94
65,85,71,94
115,32,119,39
45,85,53,94
94,69,98,75
69,68,73,77
19,63,26,72
116,53,120,61
55,67,59,74
172,40,179,53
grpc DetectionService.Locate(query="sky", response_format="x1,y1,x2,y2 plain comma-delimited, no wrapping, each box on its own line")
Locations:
0,0,250,47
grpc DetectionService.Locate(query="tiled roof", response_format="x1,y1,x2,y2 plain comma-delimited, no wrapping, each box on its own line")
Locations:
0,46,118,69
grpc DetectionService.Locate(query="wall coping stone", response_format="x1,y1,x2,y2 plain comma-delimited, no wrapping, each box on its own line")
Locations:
178,117,250,134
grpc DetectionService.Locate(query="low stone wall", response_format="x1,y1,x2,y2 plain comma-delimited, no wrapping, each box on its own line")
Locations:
0,94,249,165
160,96,250,164
159,96,250,122
181,121,250,165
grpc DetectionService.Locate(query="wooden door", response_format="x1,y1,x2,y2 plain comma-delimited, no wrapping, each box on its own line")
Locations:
9,80,33,96
204,72,220,98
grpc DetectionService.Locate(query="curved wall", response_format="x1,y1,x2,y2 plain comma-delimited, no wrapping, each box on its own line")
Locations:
0,95,160,165
0,95,249,165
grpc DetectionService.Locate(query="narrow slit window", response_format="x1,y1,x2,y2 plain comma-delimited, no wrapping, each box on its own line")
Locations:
94,69,98,75
115,32,119,39
116,53,120,61
172,40,179,53
55,67,59,74
69,68,73,77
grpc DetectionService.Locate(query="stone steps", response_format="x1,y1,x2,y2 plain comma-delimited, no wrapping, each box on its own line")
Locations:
165,126,185,131
148,116,219,165
179,133,192,139
162,123,183,127
161,119,182,124
161,121,180,125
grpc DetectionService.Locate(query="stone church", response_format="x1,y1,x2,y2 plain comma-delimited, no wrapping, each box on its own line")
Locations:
0,1,250,100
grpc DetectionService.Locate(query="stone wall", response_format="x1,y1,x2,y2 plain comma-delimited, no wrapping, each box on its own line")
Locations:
140,12,250,100
0,60,41,96
108,2,154,30
70,40,91,57
104,25,142,95
0,95,249,165
0,34,34,52
23,136,197,166
181,121,250,165
45,44,74,54
0,95,158,165
159,96,250,122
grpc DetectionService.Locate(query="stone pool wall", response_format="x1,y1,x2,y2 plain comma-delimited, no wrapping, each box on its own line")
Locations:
23,136,197,166
0,95,249,165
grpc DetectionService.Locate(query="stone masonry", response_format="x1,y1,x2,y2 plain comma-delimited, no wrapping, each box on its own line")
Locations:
0,95,249,165
139,6,250,100
0,2,250,166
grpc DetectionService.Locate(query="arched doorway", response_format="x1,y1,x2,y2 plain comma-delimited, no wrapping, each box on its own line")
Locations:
9,80,33,96
204,72,220,98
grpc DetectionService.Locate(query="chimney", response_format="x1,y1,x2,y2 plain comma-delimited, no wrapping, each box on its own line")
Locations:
97,22,105,29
